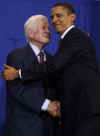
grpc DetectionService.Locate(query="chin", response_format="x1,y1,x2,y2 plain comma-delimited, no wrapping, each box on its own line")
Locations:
45,39,50,43
45,41,50,44
56,31,61,35
54,28,61,34
43,40,50,45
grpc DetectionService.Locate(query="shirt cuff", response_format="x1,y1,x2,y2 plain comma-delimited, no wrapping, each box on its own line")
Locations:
19,69,22,79
41,99,50,111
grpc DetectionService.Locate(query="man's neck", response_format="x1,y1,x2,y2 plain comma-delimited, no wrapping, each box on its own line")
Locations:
29,41,43,50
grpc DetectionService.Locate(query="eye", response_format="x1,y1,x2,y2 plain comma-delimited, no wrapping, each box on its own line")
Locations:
42,26,50,32
51,14,62,20
42,26,45,30
56,14,62,18
47,26,50,31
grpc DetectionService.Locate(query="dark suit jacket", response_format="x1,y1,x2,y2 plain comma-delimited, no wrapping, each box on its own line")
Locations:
21,28,100,136
5,45,55,136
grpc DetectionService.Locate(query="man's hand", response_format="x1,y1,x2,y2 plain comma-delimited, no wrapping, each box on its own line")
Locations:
46,101,61,118
2,64,19,80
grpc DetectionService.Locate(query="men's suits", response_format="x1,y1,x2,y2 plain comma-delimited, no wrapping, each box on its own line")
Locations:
21,27,100,136
54,28,100,136
5,45,55,136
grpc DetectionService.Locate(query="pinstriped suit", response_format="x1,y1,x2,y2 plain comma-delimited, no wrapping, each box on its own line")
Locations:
5,45,55,136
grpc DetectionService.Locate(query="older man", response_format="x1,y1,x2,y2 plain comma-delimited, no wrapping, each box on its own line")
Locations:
2,2,100,136
3,15,60,136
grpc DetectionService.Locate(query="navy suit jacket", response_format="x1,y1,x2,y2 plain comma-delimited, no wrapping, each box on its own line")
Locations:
5,45,55,136
21,28,100,136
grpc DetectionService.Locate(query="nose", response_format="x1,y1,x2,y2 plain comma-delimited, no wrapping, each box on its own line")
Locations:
46,28,50,34
51,16,57,24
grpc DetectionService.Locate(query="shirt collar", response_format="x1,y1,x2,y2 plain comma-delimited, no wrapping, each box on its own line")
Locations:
29,42,44,56
61,25,75,39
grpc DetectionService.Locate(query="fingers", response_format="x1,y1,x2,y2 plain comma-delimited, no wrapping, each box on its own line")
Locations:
47,101,61,118
1,66,19,80
3,64,13,69
52,101,61,116
54,101,61,108
2,69,11,80
1,70,8,80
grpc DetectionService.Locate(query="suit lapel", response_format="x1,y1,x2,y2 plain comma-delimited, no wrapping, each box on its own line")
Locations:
44,50,52,63
59,27,76,49
63,27,76,40
24,44,38,65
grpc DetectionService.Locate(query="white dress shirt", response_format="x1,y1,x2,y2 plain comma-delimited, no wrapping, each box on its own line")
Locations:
29,42,46,62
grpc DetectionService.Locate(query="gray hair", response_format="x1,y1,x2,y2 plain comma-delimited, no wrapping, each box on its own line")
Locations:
24,15,48,40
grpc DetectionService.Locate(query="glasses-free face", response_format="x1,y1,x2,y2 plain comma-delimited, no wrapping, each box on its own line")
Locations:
51,6,76,35
29,19,51,49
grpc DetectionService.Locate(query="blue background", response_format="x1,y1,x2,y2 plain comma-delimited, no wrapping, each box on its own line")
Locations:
0,0,100,135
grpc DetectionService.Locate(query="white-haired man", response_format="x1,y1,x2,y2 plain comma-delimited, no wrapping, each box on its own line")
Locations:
4,15,60,136
3,2,100,136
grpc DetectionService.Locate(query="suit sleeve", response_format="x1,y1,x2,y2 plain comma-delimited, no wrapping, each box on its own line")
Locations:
6,52,46,114
21,37,85,81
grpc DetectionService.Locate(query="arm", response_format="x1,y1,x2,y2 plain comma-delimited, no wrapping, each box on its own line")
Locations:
21,40,82,81
5,52,47,114
21,34,97,82
5,51,60,116
2,35,86,81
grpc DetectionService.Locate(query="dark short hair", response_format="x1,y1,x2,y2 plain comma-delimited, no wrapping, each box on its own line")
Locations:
53,2,75,14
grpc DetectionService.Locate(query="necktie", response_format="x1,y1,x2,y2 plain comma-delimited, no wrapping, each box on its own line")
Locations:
38,51,44,63
38,51,48,97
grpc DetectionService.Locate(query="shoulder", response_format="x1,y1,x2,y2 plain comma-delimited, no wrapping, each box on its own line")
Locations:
65,27,92,44
6,45,31,68
7,45,28,58
7,45,29,64
71,28,91,39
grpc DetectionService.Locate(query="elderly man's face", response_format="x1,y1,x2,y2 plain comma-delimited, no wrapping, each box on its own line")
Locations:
32,19,51,48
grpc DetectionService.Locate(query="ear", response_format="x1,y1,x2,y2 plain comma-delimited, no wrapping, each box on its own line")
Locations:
27,28,34,39
71,14,76,22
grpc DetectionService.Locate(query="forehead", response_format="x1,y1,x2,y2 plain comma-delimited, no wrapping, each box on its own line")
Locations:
36,19,50,31
51,6,67,15
38,18,49,26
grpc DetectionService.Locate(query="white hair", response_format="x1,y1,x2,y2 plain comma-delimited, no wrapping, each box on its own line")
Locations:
24,15,48,41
